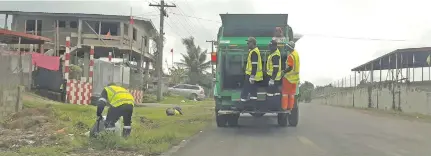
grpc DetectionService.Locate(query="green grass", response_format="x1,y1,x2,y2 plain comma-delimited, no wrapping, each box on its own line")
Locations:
142,94,214,105
1,94,214,156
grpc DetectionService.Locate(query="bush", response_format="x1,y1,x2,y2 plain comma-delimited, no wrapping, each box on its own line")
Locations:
69,65,82,80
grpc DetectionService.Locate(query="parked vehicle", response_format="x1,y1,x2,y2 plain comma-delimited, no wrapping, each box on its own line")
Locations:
168,84,205,100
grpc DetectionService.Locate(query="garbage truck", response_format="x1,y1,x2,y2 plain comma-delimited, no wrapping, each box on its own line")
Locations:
212,14,303,127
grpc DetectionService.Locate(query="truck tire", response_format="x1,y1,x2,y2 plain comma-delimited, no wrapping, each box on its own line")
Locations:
250,113,265,117
227,114,240,127
288,97,299,127
216,114,228,127
277,113,288,127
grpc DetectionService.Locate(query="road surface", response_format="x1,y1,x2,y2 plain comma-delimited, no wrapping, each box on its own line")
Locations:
171,103,431,156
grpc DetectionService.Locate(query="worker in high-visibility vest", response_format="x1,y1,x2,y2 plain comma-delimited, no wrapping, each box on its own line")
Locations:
266,40,282,102
282,41,300,111
240,37,263,103
96,83,135,138
166,106,183,116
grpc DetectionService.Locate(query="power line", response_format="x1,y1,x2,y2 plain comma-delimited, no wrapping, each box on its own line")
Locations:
301,33,409,41
168,12,221,23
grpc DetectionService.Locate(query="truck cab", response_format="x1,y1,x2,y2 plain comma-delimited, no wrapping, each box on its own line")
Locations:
212,14,303,127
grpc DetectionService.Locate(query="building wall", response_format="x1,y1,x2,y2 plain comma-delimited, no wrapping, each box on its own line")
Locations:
10,14,151,55
313,82,431,115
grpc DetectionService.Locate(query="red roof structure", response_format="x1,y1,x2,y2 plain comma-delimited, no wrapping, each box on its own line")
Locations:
0,29,52,44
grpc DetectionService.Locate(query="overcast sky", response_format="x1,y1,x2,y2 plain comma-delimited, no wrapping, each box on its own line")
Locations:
1,0,431,86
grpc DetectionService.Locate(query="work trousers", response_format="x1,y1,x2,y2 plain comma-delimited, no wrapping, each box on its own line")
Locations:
264,74,281,105
281,78,297,110
240,75,258,102
105,104,134,137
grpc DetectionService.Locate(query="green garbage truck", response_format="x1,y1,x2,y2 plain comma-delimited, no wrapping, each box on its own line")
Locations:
212,14,303,127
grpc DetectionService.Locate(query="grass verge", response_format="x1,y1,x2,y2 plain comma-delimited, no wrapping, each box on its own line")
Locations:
0,93,214,156
142,94,213,105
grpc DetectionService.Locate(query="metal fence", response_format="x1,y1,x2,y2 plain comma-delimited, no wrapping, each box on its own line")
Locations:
313,67,431,115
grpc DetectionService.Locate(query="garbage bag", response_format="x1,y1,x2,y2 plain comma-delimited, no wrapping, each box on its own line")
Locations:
89,116,122,138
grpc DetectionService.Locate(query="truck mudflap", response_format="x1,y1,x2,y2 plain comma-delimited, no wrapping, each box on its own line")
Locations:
217,110,290,115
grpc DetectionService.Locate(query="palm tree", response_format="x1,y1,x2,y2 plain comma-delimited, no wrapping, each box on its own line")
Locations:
176,36,212,85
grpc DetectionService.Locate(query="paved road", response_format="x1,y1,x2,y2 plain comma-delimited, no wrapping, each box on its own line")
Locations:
171,103,431,156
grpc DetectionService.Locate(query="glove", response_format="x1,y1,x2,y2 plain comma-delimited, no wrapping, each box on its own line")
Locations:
249,75,255,84
268,79,274,86
97,115,103,121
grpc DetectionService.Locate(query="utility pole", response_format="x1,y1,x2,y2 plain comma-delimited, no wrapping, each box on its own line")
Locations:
150,0,176,101
206,40,216,97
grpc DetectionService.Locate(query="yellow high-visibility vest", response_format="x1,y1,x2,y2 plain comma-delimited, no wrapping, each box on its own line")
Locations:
284,50,300,84
266,49,282,80
245,47,263,81
104,85,135,107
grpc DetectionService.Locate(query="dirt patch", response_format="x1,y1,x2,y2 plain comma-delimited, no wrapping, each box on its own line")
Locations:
3,107,53,130
139,116,159,129
0,107,60,149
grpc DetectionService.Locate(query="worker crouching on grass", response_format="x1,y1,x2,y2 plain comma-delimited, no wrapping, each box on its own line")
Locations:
282,41,300,112
96,83,135,138
166,106,183,116
240,37,263,104
265,40,282,103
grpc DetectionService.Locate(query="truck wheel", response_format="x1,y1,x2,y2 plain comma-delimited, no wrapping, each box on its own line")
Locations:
216,114,228,127
227,114,240,127
288,97,299,127
288,108,299,127
250,113,265,117
277,113,288,127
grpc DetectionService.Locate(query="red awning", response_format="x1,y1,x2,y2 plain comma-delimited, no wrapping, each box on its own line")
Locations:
0,29,52,44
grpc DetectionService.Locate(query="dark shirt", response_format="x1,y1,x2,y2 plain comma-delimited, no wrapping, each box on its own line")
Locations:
271,55,280,80
250,50,258,75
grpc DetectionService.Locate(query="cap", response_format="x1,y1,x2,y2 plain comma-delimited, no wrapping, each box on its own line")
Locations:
245,37,257,44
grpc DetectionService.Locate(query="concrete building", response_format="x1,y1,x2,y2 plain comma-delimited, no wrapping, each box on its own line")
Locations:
0,11,156,68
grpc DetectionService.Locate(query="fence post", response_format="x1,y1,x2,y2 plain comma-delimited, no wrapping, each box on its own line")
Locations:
89,46,94,84
64,36,70,102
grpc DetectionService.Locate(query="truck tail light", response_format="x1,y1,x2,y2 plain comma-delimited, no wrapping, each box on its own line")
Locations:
211,52,217,63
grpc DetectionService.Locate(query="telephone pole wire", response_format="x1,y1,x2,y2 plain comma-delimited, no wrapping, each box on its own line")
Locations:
206,40,216,98
150,0,176,101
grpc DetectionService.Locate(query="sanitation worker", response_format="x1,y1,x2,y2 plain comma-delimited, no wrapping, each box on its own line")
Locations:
240,37,264,103
166,106,183,116
96,83,135,138
282,41,300,112
266,40,283,103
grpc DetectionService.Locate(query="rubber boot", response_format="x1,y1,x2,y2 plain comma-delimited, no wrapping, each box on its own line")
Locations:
122,128,131,138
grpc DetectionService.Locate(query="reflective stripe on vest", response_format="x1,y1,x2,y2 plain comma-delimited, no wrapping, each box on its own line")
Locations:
245,47,263,81
266,49,282,80
284,50,300,84
105,86,135,107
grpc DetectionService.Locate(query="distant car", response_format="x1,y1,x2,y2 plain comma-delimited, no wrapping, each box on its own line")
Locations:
168,84,205,100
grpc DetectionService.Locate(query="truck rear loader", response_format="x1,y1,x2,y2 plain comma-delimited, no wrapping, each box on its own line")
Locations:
212,14,303,127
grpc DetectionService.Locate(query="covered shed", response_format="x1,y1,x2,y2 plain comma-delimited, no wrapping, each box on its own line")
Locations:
351,47,431,72
0,29,52,44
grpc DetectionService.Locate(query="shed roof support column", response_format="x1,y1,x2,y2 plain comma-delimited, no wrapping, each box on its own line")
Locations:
77,19,82,48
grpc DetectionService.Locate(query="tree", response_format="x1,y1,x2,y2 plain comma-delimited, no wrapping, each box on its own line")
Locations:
168,66,187,86
299,81,315,103
176,36,212,85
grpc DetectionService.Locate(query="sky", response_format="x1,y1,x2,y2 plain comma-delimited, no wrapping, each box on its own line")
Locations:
1,0,431,86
